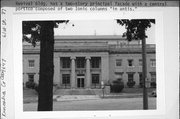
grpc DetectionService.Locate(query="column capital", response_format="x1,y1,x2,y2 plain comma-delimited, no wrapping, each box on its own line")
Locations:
86,56,91,60
71,56,76,60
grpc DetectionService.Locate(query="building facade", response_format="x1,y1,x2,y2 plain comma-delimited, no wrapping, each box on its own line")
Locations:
23,35,156,89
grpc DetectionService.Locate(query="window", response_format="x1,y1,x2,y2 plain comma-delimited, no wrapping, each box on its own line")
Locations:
116,59,122,66
128,59,133,66
150,72,156,88
150,59,156,67
91,57,100,68
128,73,134,82
28,74,34,82
150,72,156,82
92,74,100,88
61,57,70,68
76,57,85,68
28,60,35,68
62,74,70,88
139,59,142,66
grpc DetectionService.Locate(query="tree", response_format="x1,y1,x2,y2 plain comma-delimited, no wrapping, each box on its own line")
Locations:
23,20,69,111
116,19,155,109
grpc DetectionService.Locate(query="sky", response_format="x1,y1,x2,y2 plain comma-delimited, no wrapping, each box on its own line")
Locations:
54,20,155,44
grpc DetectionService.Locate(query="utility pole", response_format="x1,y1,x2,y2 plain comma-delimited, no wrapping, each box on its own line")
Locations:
142,37,148,109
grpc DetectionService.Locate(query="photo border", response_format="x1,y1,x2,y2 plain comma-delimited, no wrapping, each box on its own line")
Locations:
13,11,166,119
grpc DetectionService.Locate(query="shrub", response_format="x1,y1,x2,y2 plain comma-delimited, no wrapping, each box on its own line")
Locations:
110,79,124,93
26,81,35,88
127,81,136,88
25,81,39,92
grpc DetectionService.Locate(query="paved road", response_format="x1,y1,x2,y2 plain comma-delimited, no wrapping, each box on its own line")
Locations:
24,97,156,111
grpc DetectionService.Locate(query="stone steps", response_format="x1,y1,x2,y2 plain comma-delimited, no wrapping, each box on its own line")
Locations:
54,89,99,95
54,95,101,102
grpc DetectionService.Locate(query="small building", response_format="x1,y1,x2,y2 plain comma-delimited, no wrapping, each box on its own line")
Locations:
23,35,156,89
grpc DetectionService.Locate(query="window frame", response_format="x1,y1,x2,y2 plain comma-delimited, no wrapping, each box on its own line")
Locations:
91,57,100,68
150,59,156,67
150,72,156,82
127,73,134,82
62,74,70,84
128,59,134,67
28,60,35,68
91,74,100,88
62,74,71,88
28,73,35,82
116,59,122,67
61,57,71,69
76,58,85,68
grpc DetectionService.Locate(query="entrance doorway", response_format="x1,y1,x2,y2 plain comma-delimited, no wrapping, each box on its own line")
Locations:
77,77,85,88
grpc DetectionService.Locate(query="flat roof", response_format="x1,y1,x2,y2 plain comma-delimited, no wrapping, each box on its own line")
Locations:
54,35,126,41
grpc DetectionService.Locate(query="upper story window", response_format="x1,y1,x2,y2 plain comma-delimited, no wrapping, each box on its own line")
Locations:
28,60,35,68
116,59,122,67
76,57,85,68
91,57,100,68
128,59,134,67
150,59,156,67
61,57,70,68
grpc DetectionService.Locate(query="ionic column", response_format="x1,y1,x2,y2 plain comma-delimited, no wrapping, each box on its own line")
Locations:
86,56,91,88
71,57,76,88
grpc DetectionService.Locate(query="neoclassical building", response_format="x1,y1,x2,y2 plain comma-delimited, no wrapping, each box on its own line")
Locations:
23,35,156,89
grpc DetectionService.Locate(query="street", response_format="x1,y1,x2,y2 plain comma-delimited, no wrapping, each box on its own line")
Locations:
24,97,156,111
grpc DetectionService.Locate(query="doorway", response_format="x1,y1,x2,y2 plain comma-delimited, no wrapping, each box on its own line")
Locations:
77,77,85,88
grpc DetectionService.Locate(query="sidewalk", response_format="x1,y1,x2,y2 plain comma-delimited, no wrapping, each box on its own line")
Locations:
54,95,100,102
53,93,149,102
24,92,154,103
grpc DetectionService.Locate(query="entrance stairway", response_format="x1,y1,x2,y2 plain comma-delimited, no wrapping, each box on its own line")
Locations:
53,89,103,102
54,89,102,95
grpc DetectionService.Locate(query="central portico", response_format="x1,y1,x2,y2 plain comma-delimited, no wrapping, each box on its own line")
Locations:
53,52,109,89
51,36,110,89
70,56,92,89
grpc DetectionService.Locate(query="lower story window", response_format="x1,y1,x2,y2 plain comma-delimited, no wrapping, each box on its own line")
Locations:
128,73,134,82
127,73,135,87
62,74,70,88
28,74,34,82
26,73,35,88
150,72,156,88
91,74,100,88
150,72,156,82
